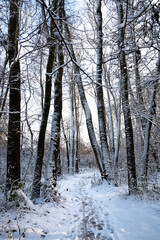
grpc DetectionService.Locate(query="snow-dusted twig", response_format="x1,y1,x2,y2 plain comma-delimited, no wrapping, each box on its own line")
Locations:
45,60,71,76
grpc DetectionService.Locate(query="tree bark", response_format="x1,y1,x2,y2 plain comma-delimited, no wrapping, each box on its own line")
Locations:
47,42,64,189
68,78,74,174
142,44,160,182
104,69,115,157
61,118,70,171
116,0,137,194
46,0,64,193
6,0,21,192
74,87,79,174
96,0,112,182
31,3,57,199
114,88,121,186
0,54,9,120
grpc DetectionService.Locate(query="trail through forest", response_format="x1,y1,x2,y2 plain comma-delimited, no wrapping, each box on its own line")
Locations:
58,172,114,240
0,170,160,240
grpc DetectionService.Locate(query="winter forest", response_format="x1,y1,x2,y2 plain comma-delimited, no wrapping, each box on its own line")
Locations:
0,0,160,239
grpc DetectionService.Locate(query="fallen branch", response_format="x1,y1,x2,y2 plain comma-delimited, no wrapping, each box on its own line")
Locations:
16,189,36,210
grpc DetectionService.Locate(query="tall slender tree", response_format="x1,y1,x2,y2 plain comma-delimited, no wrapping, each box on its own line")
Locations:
116,0,137,194
47,0,64,190
142,38,160,183
68,73,75,174
6,0,21,192
96,0,112,182
74,86,80,174
31,1,58,200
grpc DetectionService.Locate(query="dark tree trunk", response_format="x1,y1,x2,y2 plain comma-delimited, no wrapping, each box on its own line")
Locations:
142,46,160,182
48,41,64,188
116,0,137,194
96,0,112,182
6,0,21,192
41,0,64,196
31,14,56,198
31,46,54,200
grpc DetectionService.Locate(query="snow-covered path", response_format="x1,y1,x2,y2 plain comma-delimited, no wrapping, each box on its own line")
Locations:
58,173,114,239
0,170,160,240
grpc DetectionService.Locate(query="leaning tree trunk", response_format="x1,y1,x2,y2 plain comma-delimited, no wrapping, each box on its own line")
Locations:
76,71,104,176
116,0,137,194
104,68,115,158
31,12,56,199
6,0,21,192
96,0,112,182
0,53,9,120
31,47,55,200
62,10,104,176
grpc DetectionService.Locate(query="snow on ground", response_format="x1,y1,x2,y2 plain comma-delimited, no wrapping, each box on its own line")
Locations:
0,169,160,240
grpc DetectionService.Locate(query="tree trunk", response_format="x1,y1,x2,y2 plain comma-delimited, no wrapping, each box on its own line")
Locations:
0,54,9,120
47,42,64,189
68,79,74,174
104,69,115,157
61,118,70,171
31,12,56,199
46,0,64,193
96,0,112,182
74,87,79,174
114,88,121,186
6,0,21,192
142,45,160,182
116,0,137,194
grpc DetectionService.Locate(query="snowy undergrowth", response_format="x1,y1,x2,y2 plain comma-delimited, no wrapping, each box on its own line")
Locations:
0,169,160,240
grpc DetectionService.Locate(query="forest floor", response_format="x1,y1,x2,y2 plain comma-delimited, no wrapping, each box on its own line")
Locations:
0,169,160,240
